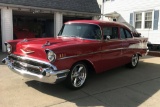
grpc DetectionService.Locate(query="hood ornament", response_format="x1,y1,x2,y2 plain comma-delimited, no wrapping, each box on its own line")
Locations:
42,41,51,48
21,38,28,43
20,49,35,54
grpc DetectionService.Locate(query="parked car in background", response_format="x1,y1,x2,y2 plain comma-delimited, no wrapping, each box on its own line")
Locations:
2,20,148,89
14,27,36,39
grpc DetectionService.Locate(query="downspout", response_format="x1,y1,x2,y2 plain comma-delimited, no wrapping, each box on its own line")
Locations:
102,0,105,20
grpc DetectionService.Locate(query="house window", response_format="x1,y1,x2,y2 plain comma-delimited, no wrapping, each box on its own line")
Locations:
145,12,152,29
135,13,142,29
133,11,154,29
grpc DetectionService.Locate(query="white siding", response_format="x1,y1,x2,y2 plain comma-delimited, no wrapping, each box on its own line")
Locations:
54,12,63,36
97,0,103,5
104,0,160,12
97,0,103,20
1,8,13,52
104,0,160,44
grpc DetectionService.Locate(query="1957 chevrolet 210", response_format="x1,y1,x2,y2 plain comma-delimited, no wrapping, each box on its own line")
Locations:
2,20,148,89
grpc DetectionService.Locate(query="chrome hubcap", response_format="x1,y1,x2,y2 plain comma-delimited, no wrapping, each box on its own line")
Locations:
71,64,87,88
132,54,138,66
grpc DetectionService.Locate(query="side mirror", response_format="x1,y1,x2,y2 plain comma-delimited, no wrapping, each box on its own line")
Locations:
103,35,111,40
106,35,111,40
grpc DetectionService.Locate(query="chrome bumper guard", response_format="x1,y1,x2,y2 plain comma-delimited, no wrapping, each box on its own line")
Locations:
2,55,70,84
144,49,149,56
141,49,149,56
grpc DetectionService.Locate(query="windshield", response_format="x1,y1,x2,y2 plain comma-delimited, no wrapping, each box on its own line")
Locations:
58,23,101,40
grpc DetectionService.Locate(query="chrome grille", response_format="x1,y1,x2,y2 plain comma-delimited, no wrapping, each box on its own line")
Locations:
8,55,50,74
13,61,42,74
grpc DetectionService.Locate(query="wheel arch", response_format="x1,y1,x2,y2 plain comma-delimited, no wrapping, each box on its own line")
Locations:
71,59,96,74
136,52,142,57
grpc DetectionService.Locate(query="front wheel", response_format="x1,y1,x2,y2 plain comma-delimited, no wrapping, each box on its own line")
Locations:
65,62,88,89
127,54,139,68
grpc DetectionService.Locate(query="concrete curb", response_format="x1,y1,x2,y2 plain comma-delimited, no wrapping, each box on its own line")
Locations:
148,51,160,57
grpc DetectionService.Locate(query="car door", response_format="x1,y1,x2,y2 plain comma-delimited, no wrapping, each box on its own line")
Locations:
120,27,136,64
100,26,123,72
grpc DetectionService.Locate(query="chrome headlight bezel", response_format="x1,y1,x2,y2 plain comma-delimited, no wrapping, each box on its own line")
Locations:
6,43,12,53
46,50,56,62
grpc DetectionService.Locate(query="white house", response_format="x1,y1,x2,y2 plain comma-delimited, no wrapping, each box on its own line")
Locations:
97,0,103,12
102,0,160,45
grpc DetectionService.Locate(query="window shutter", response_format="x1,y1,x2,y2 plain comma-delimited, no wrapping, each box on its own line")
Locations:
130,13,133,26
153,10,159,30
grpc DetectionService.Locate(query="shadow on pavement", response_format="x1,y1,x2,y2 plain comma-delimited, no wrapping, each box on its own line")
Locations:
25,58,160,107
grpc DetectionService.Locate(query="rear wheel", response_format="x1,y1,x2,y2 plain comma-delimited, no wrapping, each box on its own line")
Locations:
127,54,139,68
65,62,88,89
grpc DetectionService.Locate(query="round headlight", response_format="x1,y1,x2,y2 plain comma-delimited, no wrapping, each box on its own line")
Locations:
47,50,56,62
6,44,12,53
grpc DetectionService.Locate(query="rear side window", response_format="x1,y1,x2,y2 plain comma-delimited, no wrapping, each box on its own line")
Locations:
120,28,126,39
103,27,118,39
120,28,132,39
125,29,132,38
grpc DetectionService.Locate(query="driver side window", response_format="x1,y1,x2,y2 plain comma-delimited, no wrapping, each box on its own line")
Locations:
82,25,101,40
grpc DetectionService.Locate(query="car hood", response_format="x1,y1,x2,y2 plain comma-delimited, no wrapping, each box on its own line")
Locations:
14,37,95,60
18,37,86,48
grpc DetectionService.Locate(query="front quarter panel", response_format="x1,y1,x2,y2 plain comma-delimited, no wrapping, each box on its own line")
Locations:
52,41,102,72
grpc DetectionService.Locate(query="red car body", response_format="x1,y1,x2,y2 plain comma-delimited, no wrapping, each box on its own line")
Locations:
2,20,148,89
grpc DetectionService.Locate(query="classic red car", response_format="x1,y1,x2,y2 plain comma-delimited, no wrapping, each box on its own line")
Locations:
2,20,148,89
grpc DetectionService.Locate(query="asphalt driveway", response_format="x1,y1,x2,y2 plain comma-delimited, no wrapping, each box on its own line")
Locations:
0,52,160,107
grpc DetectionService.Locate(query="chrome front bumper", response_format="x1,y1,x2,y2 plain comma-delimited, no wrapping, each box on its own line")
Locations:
2,55,70,84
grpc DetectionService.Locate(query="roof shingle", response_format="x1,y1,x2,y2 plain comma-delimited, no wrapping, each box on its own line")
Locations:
0,0,101,14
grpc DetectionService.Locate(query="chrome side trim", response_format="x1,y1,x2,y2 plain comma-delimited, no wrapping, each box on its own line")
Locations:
59,47,148,60
10,54,57,70
102,48,124,52
59,48,123,60
59,51,100,60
